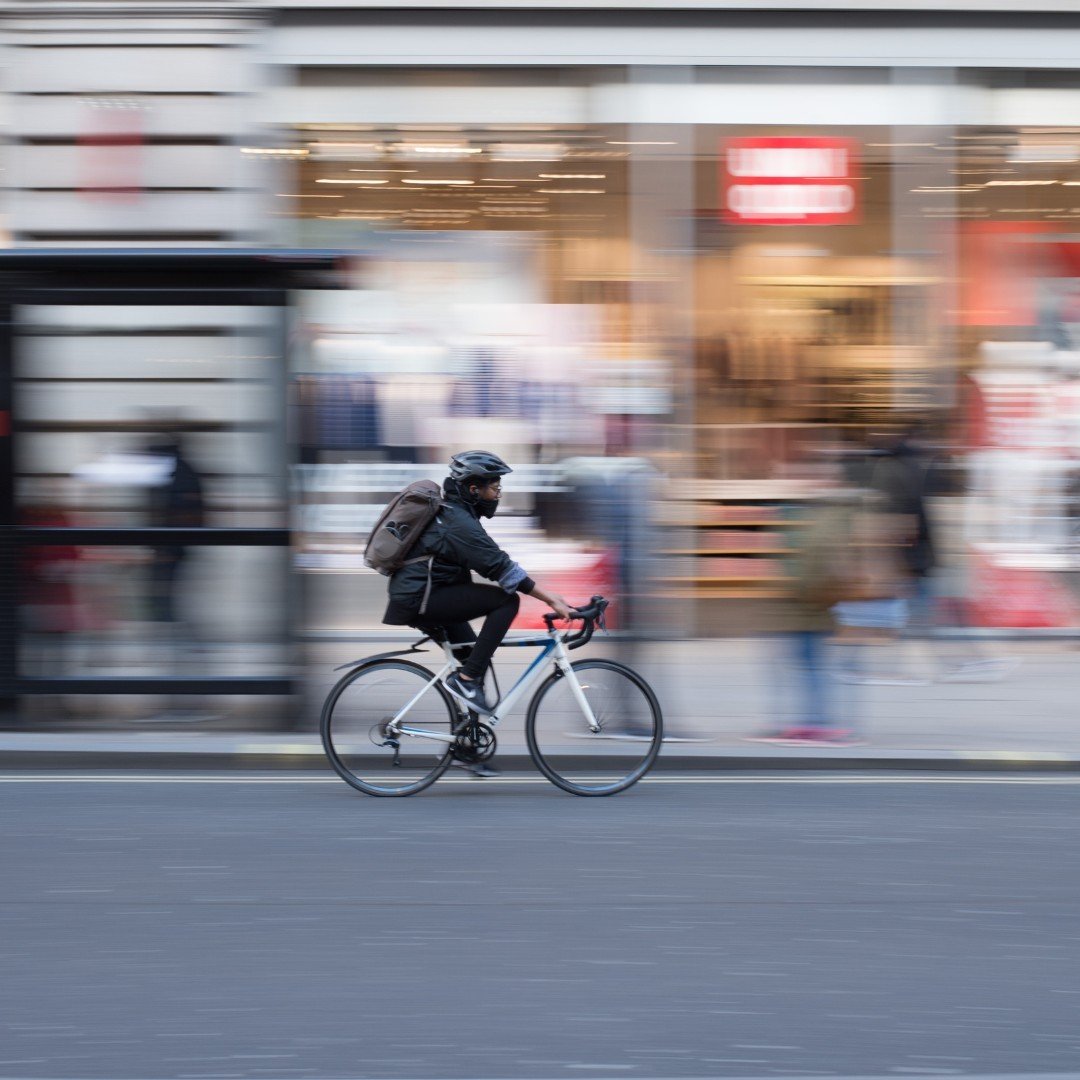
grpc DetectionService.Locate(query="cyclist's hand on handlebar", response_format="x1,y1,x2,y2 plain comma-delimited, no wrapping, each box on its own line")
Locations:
529,583,575,622
550,596,575,621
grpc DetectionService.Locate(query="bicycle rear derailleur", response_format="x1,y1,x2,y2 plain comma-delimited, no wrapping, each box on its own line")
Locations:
371,720,403,767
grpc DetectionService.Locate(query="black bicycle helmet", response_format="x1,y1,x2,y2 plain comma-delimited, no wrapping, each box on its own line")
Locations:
448,450,513,485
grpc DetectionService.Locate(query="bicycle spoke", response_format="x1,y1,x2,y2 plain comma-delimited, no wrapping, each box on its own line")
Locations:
526,659,663,796
321,660,457,796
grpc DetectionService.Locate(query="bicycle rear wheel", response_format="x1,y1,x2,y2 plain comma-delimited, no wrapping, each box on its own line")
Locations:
321,659,458,797
525,658,663,796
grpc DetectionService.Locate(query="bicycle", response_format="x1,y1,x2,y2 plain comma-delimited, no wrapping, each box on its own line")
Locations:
320,596,663,797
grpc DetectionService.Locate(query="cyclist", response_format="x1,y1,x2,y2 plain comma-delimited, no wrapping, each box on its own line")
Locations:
382,450,574,715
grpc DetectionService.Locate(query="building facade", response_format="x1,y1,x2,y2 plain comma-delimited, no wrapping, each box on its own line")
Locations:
4,2,1080,719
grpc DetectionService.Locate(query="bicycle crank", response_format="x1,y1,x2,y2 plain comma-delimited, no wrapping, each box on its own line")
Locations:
455,721,497,763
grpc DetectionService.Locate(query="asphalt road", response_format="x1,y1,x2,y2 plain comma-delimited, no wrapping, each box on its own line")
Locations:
4,773,1080,1080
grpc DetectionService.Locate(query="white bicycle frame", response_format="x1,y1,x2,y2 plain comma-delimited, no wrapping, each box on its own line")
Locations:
389,627,600,745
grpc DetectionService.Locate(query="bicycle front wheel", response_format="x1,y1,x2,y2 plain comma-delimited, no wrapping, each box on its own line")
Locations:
321,659,457,797
526,659,663,796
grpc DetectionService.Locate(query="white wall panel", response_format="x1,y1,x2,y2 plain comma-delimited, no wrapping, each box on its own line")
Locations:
19,431,280,482
267,1,1080,9
269,79,955,128
10,96,247,139
16,47,248,94
593,79,956,127
263,83,590,126
16,382,276,425
6,20,257,48
271,76,1080,131
18,306,270,330
269,21,1080,68
14,145,243,191
17,337,273,380
988,89,1080,128
14,191,256,234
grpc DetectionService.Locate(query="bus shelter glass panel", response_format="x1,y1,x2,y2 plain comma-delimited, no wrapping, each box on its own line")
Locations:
15,302,292,725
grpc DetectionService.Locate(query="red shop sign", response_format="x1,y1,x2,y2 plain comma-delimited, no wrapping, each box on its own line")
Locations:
722,136,860,225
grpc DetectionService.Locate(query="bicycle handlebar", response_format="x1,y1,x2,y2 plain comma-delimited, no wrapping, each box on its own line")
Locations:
543,594,609,649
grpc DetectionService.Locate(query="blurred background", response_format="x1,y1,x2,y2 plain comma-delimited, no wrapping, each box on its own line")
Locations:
6,0,1080,732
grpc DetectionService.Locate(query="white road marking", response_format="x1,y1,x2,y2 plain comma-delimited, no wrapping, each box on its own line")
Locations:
1,773,1080,786
0,1073,1076,1080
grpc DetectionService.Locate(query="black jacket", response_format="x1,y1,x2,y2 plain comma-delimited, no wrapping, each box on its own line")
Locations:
871,442,936,577
382,483,534,625
146,450,204,562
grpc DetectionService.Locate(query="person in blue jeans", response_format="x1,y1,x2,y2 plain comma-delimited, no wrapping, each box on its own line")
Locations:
750,493,860,746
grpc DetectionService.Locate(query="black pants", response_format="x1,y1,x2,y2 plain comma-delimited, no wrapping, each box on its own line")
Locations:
414,584,520,680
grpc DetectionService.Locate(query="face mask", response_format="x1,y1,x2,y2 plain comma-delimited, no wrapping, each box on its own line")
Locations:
476,497,499,519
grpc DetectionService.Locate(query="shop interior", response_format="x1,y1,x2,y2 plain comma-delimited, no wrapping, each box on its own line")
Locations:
258,118,1080,628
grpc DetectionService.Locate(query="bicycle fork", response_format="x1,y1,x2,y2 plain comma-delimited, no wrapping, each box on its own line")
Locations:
554,648,602,734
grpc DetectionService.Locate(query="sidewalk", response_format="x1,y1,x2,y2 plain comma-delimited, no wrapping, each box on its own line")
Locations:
3,637,1078,771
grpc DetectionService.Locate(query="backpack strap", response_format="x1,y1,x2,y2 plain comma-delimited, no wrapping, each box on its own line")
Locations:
417,555,436,616
413,502,448,616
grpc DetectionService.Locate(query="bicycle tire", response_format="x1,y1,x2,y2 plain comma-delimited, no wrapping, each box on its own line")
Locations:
321,658,458,797
525,658,663,796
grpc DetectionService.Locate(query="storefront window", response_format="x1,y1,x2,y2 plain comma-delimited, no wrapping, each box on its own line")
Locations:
266,64,1080,633
692,121,940,477
270,74,680,635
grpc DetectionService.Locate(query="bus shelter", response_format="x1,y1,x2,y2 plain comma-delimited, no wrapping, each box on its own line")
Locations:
0,250,340,726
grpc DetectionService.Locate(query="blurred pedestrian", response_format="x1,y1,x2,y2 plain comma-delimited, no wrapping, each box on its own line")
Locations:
816,426,926,686
749,466,862,745
563,454,671,739
830,488,914,687
140,432,213,722
867,425,1013,681
145,432,204,634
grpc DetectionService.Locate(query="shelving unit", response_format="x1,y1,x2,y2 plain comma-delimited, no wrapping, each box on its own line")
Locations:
734,275,942,426
655,481,817,602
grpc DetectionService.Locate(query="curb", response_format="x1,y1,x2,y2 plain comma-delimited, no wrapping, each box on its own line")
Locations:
2,748,1079,773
